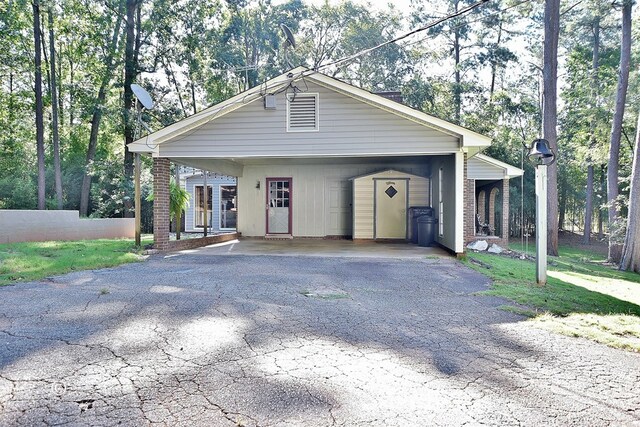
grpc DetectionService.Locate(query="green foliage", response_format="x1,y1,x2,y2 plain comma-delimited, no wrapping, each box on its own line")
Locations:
0,239,148,285
464,244,640,350
146,179,190,222
0,0,638,244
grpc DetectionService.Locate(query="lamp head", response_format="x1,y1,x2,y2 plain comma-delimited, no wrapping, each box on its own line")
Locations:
528,138,555,166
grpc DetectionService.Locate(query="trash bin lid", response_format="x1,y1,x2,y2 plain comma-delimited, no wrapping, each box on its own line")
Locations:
409,206,434,217
417,216,438,223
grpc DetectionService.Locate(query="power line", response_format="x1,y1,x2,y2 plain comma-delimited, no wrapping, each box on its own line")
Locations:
399,0,534,50
314,0,491,72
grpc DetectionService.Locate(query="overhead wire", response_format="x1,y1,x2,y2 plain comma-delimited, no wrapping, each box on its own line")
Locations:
140,0,534,149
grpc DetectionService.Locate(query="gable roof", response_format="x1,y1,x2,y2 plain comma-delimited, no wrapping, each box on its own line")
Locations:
469,154,524,179
129,67,491,155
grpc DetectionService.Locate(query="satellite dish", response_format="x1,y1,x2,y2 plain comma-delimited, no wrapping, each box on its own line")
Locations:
131,84,154,110
281,24,296,49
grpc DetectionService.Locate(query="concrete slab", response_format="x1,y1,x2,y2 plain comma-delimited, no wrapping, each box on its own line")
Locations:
176,238,451,259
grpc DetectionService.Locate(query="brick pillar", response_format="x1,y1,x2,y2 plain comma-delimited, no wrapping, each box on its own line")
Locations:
463,153,476,247
489,187,497,230
153,158,170,250
477,190,486,223
502,178,510,247
464,180,475,246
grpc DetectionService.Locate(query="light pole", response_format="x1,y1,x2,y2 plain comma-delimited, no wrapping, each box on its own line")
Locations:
527,139,556,285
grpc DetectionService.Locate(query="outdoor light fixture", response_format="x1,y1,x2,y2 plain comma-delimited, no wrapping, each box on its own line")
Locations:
527,138,556,285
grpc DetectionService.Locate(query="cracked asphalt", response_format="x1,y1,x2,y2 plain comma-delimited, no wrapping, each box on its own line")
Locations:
1,252,639,426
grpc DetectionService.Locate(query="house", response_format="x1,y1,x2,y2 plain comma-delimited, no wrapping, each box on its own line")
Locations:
130,67,523,254
179,170,237,233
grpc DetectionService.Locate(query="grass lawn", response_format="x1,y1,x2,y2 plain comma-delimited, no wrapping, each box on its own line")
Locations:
463,244,640,352
0,238,151,286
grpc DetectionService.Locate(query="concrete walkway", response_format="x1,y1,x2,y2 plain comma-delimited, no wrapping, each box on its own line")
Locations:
180,237,451,259
0,251,639,426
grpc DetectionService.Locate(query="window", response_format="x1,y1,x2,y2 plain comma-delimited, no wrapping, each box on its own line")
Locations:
219,185,237,230
287,93,318,132
195,185,212,228
438,168,444,236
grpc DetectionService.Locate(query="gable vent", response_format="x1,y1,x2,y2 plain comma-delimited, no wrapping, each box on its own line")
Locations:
287,93,318,132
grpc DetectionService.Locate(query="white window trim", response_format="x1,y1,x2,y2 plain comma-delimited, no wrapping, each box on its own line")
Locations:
193,184,213,230
286,92,319,132
219,184,237,231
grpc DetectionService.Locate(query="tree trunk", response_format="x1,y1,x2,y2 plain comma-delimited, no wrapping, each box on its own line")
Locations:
453,0,461,124
489,21,503,101
598,164,605,239
584,165,594,242
543,0,560,256
619,112,640,272
558,178,567,230
48,6,63,209
79,3,124,217
33,0,46,210
584,16,600,244
123,0,139,218
607,0,632,263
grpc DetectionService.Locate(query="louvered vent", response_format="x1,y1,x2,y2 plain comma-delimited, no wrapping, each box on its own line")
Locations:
287,94,318,131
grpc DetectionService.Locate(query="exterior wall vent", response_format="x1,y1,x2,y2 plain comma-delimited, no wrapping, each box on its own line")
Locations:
287,93,318,132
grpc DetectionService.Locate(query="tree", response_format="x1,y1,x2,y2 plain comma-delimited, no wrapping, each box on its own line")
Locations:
123,0,141,218
543,0,560,256
47,4,63,209
32,0,46,210
79,0,125,217
620,112,640,272
606,0,632,263
583,10,600,244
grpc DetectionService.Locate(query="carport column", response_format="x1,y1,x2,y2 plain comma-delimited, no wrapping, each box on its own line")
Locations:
502,178,510,247
463,155,475,246
153,157,171,250
454,151,465,254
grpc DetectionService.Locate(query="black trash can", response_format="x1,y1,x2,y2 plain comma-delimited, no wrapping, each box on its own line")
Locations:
417,215,438,247
408,206,434,243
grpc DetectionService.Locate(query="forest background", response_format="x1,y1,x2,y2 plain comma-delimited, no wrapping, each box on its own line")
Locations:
1,0,639,265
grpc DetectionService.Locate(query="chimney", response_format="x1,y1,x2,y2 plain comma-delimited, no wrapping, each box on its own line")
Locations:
374,91,403,104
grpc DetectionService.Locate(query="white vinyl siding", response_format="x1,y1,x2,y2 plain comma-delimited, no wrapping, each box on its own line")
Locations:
287,93,318,132
237,160,430,238
159,81,459,158
352,169,430,240
467,157,506,180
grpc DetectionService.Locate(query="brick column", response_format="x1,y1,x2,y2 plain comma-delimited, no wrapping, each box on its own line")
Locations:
489,188,497,230
153,158,170,250
501,178,510,247
463,153,476,247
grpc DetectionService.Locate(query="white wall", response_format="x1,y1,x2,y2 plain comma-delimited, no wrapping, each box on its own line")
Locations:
430,154,457,252
237,160,430,237
159,81,459,158
0,210,134,244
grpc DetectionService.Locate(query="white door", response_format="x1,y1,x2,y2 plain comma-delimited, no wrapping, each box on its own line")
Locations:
326,179,352,236
267,178,291,234
375,179,407,239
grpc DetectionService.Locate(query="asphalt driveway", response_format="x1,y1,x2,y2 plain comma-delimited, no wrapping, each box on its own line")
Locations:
0,250,639,426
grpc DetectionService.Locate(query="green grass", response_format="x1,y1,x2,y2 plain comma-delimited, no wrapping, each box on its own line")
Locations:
464,245,640,352
0,238,151,286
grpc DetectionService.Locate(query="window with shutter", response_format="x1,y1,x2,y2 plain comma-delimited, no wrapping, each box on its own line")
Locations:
286,93,318,132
